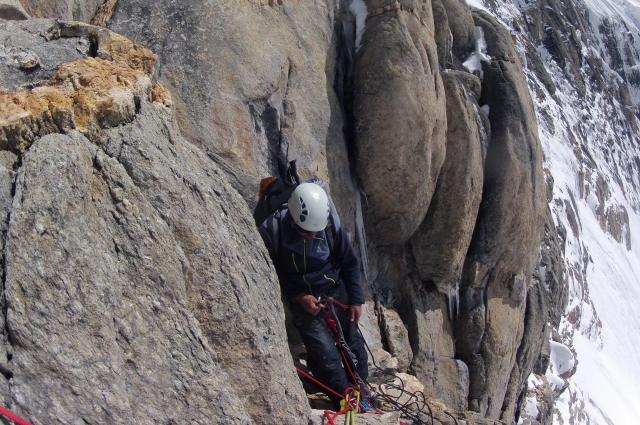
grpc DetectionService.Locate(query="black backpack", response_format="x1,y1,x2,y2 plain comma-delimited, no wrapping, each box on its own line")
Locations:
252,160,300,228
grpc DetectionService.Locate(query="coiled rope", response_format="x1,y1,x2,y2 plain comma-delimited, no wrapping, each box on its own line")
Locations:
360,330,459,425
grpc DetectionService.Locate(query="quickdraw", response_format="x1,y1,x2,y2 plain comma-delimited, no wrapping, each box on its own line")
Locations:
323,388,360,425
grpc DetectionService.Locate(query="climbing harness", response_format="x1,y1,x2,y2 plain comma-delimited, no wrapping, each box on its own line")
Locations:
0,405,34,425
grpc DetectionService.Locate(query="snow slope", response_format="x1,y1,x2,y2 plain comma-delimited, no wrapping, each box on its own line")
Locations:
467,0,640,422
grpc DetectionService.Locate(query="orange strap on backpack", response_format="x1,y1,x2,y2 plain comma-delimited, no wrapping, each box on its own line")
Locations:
258,177,277,201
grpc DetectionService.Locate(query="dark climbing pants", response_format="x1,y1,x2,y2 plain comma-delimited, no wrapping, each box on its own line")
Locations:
290,282,368,401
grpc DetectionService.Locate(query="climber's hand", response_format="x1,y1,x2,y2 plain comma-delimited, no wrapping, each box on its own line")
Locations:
296,294,321,315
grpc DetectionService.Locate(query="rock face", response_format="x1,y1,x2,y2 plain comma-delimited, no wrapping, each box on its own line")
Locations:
0,150,16,409
455,9,547,420
1,19,87,90
18,0,99,22
0,19,307,424
8,131,255,424
500,282,549,421
107,0,356,222
440,0,476,65
372,246,469,413
353,0,447,247
409,71,484,293
349,4,545,423
0,20,158,151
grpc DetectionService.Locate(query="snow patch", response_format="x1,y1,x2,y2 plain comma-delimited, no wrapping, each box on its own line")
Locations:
525,395,539,418
472,102,489,163
528,373,544,388
465,0,489,11
349,0,367,52
462,27,492,77
549,341,575,375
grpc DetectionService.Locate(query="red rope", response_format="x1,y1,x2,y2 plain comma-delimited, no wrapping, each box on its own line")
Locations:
323,404,353,425
321,295,349,310
323,388,359,425
295,366,344,399
0,406,34,425
319,303,367,397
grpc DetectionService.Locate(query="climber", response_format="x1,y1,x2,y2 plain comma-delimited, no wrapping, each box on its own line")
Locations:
257,181,368,407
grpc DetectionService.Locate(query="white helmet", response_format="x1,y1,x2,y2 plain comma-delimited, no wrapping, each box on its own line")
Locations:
288,183,330,232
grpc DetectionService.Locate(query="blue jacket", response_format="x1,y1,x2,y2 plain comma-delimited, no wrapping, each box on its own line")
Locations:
259,209,364,306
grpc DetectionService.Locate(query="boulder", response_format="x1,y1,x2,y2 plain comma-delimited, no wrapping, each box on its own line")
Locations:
353,0,447,246
379,306,412,373
501,282,549,422
441,0,476,62
409,71,484,294
0,0,29,20
456,9,547,421
358,302,398,381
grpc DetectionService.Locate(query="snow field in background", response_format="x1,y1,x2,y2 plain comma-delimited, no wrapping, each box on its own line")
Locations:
537,30,640,425
466,0,640,422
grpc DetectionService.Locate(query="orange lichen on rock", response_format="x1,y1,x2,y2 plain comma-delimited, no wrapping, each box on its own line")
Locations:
0,56,152,153
151,81,173,108
0,88,69,152
95,29,158,75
